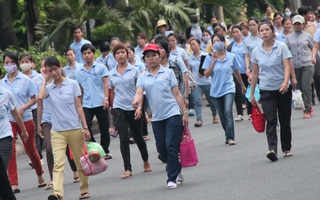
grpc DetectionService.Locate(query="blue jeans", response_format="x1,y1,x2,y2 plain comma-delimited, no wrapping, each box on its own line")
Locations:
212,93,235,141
151,115,183,183
192,84,217,122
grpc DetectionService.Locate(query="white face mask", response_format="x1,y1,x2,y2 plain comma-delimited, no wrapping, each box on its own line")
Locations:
4,64,17,74
20,63,32,72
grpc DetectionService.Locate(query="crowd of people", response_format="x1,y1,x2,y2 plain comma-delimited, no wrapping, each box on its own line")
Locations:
1,4,320,200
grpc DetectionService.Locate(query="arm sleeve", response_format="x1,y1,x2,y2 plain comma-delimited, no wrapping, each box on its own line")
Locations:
202,55,212,70
7,91,16,111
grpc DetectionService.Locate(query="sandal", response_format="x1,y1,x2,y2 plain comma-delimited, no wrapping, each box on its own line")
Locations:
73,177,80,183
120,170,132,179
143,136,150,141
38,180,47,188
79,192,91,199
143,161,152,172
48,194,63,200
12,185,20,194
45,183,54,190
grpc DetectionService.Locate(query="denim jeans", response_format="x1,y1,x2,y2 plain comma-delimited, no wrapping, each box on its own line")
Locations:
113,108,149,171
260,86,292,153
151,115,183,183
212,93,235,141
191,84,217,122
83,106,110,154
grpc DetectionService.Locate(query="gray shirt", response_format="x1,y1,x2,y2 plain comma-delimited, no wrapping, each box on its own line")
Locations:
285,31,313,68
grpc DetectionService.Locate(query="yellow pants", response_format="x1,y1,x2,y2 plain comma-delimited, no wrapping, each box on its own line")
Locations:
51,129,88,197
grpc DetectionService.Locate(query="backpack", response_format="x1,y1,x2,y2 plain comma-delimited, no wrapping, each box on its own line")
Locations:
168,60,185,95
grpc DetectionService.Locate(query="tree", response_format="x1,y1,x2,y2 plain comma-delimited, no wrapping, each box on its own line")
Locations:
0,0,19,49
35,0,126,53
24,0,40,48
117,0,195,39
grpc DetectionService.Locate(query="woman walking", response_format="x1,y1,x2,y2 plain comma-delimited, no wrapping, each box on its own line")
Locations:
133,44,188,189
250,22,293,162
38,56,91,200
202,34,246,145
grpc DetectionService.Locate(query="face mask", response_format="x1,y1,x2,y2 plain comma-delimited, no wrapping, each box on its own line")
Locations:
192,23,198,28
20,63,32,72
202,36,210,43
213,41,225,51
4,64,17,74
285,11,291,17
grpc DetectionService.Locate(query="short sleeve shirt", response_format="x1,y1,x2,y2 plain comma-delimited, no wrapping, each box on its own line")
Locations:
46,78,82,131
251,40,292,91
30,70,43,110
1,72,36,122
109,63,140,110
170,47,188,61
76,62,109,108
136,66,181,121
70,38,92,64
202,51,241,98
188,52,211,86
0,87,15,139
63,62,82,80
314,28,320,43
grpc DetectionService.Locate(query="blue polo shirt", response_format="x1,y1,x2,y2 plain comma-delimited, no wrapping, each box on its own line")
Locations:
231,42,246,74
106,53,117,71
0,87,15,139
76,62,108,108
135,45,145,59
95,55,108,66
133,62,146,72
251,40,292,91
188,52,211,86
314,28,320,42
63,62,82,80
46,78,82,131
70,38,92,64
30,70,43,110
1,72,36,122
137,66,181,121
243,35,263,60
276,31,287,43
170,47,188,61
202,51,241,98
40,82,52,124
156,30,174,37
109,63,140,111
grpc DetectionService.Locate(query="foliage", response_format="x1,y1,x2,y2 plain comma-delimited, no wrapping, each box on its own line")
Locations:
35,0,126,54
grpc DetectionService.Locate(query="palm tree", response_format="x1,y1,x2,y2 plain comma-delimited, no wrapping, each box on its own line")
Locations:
35,0,126,53
117,0,195,39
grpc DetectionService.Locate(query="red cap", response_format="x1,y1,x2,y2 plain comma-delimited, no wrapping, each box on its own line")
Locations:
143,44,160,54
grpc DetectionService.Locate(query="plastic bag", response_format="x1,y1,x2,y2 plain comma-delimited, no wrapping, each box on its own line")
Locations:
245,84,260,102
87,141,106,162
80,143,108,176
292,90,305,110
180,126,198,167
250,105,265,133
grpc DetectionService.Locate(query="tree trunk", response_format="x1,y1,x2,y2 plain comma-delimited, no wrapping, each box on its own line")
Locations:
0,0,18,50
24,0,40,48
216,6,224,22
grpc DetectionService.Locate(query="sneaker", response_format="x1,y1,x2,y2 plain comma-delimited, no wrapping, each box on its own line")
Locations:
176,172,184,185
188,109,195,116
235,115,244,121
283,151,293,157
266,150,278,162
167,181,177,190
213,116,219,123
228,140,236,145
194,121,202,127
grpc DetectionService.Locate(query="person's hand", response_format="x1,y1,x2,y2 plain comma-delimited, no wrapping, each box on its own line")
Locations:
102,98,109,110
279,82,289,94
251,96,257,107
312,56,316,65
40,67,50,81
132,100,139,109
21,130,29,143
134,108,142,120
37,126,44,139
198,73,203,77
182,113,188,126
291,77,297,89
246,68,251,77
83,129,91,141
211,53,217,63
184,98,189,108
241,85,247,94
247,74,252,83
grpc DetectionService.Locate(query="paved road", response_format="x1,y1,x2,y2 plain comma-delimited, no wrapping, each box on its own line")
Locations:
15,102,320,200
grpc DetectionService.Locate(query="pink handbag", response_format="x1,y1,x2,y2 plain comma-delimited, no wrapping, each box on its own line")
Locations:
80,144,108,176
180,126,198,167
